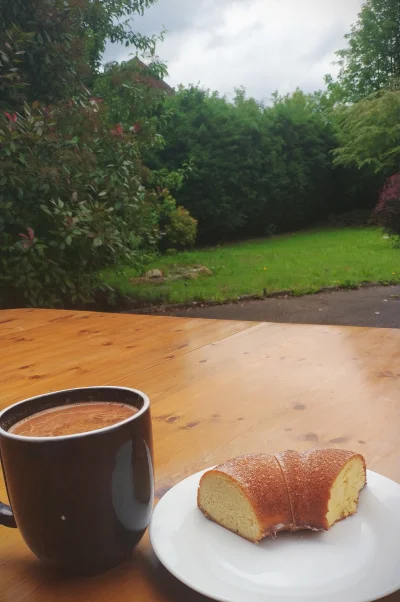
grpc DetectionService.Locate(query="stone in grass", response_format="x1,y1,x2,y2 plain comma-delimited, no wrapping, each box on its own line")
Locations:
197,266,213,276
171,265,213,280
180,265,212,277
130,265,212,286
146,269,163,279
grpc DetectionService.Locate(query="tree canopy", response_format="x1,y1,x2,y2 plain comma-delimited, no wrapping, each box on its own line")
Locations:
0,0,162,107
334,89,400,174
332,0,400,102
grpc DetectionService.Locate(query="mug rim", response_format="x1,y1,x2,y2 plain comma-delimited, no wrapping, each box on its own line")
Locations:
0,386,150,443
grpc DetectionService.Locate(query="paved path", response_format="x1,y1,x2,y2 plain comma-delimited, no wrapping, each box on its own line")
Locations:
156,286,400,328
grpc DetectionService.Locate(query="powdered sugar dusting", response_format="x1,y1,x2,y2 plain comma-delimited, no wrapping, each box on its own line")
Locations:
205,448,366,540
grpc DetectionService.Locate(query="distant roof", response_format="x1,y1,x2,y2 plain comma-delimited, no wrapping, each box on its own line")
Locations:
132,58,175,96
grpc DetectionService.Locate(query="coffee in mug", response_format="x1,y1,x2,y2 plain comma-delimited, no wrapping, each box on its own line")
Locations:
0,387,154,575
10,402,139,438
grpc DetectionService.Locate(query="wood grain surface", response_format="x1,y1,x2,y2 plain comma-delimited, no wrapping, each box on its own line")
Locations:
0,309,399,602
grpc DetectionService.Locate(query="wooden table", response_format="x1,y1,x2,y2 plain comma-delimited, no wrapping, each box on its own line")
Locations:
1,308,399,602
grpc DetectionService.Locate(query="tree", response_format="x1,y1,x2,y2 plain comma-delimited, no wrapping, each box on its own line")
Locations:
265,90,339,231
0,0,197,308
332,0,400,102
0,1,89,107
93,57,170,127
333,89,400,174
0,0,161,107
79,0,163,72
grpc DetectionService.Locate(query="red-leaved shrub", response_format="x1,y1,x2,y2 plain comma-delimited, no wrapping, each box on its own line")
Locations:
374,174,400,238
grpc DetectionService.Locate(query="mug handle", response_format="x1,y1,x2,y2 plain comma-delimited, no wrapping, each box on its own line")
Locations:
0,501,17,528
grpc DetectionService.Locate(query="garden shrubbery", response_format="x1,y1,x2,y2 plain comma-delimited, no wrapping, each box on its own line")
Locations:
0,0,196,308
374,174,400,241
149,87,381,244
0,97,160,306
157,193,197,250
1,0,399,308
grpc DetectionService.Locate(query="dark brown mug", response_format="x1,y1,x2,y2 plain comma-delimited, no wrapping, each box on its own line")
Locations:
0,386,154,575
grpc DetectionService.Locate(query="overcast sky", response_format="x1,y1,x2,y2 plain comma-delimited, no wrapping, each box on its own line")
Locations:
103,0,364,102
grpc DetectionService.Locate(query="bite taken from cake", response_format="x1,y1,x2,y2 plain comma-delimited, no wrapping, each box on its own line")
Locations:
197,448,366,542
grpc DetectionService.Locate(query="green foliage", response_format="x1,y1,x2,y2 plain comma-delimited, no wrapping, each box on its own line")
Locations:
0,96,160,307
150,86,373,243
92,57,173,177
0,1,90,107
158,194,198,249
93,58,198,252
331,0,400,102
82,0,163,72
0,0,161,108
1,0,398,310
0,26,32,106
93,57,170,127
265,90,338,231
0,0,196,308
333,90,400,174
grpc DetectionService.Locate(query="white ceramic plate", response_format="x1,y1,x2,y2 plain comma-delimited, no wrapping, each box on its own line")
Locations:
150,469,400,602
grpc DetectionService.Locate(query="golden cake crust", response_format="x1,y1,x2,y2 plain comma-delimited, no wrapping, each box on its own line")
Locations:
275,449,367,530
198,448,366,541
198,453,293,538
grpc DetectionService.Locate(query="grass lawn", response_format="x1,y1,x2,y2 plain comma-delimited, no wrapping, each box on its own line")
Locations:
102,227,400,306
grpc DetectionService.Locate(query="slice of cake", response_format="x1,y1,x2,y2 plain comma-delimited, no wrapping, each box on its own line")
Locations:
197,449,366,542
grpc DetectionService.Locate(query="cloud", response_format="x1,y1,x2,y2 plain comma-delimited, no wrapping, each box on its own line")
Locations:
103,0,364,101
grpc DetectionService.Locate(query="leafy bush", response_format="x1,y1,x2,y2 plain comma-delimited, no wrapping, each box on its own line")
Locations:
157,194,197,249
374,174,400,239
0,97,159,307
93,58,198,253
164,206,197,249
0,2,89,108
150,86,376,244
0,0,198,309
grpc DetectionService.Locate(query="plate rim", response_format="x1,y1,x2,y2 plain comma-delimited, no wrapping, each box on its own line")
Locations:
149,468,400,602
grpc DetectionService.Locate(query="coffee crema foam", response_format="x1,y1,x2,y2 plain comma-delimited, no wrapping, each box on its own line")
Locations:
9,402,138,438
